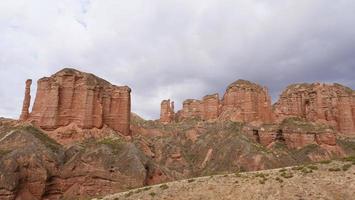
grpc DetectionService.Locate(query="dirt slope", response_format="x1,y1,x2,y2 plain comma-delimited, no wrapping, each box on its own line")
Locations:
99,159,355,200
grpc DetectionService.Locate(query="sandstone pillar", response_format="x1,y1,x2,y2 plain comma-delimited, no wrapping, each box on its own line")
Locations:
19,79,32,121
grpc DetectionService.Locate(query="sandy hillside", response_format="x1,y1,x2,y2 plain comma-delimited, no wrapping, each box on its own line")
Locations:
97,159,355,200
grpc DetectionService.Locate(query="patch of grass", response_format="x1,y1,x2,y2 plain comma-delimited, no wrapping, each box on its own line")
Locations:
275,177,283,183
0,149,11,157
149,192,156,197
22,126,62,153
328,167,341,172
301,168,313,174
342,164,352,171
97,137,124,154
124,191,134,197
307,165,318,170
143,187,152,191
187,179,195,183
280,172,293,179
319,160,332,164
291,166,304,171
279,168,287,173
255,173,267,178
342,156,355,163
159,184,169,190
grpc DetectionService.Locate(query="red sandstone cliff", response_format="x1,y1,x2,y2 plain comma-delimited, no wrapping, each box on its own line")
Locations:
219,80,273,123
166,80,273,124
274,83,355,135
160,99,175,123
20,68,131,136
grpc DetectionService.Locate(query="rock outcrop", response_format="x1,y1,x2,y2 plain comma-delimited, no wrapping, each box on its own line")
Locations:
19,79,32,121
274,83,355,135
219,80,273,123
0,123,169,200
160,100,175,123
21,68,131,136
171,80,273,123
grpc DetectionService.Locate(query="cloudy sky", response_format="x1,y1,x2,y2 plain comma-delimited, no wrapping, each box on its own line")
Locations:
0,0,354,119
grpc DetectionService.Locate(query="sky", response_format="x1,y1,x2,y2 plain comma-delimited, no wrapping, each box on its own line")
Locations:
0,0,354,120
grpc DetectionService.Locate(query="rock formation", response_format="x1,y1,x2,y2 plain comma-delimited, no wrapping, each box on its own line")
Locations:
274,83,355,135
219,80,273,123
19,79,32,121
160,99,175,123
202,94,220,121
21,68,131,136
171,80,273,123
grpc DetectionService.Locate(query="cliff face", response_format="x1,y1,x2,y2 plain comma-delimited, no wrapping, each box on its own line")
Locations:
274,83,355,135
166,80,273,124
160,99,175,123
219,80,273,123
20,68,131,136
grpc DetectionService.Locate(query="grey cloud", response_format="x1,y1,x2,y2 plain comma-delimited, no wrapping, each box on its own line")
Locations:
0,0,354,119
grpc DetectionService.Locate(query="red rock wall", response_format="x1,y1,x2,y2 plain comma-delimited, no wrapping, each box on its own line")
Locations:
160,99,175,123
27,68,131,135
178,99,204,120
19,79,32,121
220,80,273,123
274,83,355,135
202,94,220,121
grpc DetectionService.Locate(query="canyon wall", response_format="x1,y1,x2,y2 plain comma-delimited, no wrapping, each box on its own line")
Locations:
20,68,131,136
165,79,273,123
160,99,175,123
274,83,355,135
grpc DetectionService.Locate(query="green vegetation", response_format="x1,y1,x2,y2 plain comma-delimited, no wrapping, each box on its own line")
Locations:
280,117,332,132
159,184,169,190
307,165,318,170
187,179,195,183
275,177,283,183
279,168,287,173
0,149,11,157
143,187,152,191
280,171,293,178
97,137,124,154
149,192,156,197
328,167,341,172
319,160,332,164
301,168,313,174
124,191,134,197
342,164,352,171
22,125,62,153
291,166,304,171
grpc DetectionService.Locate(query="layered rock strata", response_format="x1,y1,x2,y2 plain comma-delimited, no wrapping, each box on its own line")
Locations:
166,80,273,123
20,68,131,136
160,99,175,123
274,83,355,135
19,79,32,121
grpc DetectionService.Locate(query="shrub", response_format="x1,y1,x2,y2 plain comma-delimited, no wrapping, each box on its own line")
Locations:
307,165,318,170
279,168,287,173
342,164,352,171
280,172,293,178
291,166,304,171
275,177,283,183
301,168,313,174
328,167,341,172
187,179,195,183
319,160,332,164
159,184,169,190
149,192,156,197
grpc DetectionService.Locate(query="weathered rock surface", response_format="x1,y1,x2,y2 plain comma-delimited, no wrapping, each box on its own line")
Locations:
0,121,169,200
219,80,273,123
21,68,131,136
274,83,355,135
169,80,273,124
160,99,175,123
19,79,32,121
